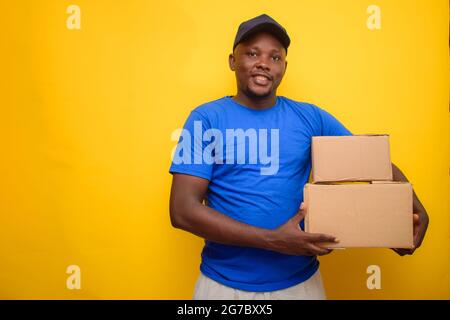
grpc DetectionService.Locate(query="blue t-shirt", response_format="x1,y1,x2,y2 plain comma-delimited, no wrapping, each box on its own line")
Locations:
169,95,352,292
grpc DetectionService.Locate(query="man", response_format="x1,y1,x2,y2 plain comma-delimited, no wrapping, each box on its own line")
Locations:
169,14,429,299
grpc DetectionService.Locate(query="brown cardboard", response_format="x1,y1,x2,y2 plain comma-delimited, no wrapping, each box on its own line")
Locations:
311,135,393,183
304,182,414,248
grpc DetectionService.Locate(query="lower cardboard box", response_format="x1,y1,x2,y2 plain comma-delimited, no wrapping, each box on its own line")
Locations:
303,181,414,248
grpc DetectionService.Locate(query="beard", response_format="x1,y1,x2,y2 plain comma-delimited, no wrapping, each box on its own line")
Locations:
244,84,273,99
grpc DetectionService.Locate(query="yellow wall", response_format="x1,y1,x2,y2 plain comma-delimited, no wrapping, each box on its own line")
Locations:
1,0,448,299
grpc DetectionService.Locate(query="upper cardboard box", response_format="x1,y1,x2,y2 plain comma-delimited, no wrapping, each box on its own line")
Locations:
311,135,393,183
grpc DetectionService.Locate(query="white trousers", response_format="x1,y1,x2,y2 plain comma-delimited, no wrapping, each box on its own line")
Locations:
193,269,327,300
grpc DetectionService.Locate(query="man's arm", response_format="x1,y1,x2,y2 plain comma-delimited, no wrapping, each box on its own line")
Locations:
169,173,338,256
391,163,430,255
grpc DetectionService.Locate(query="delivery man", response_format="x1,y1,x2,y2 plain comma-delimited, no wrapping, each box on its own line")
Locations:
169,14,429,300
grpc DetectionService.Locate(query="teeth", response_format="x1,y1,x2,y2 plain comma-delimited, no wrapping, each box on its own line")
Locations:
254,75,270,85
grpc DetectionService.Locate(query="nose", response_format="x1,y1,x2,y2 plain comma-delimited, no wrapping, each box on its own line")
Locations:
254,55,270,71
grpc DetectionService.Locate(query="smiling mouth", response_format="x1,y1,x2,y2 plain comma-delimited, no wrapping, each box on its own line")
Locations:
252,75,272,86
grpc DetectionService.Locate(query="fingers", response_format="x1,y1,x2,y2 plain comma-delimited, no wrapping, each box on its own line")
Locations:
413,233,422,249
297,208,306,221
292,211,305,228
391,248,414,256
413,227,420,243
391,248,405,256
412,214,422,248
401,249,414,255
305,232,339,244
293,203,307,224
414,236,421,249
300,202,306,211
307,243,333,256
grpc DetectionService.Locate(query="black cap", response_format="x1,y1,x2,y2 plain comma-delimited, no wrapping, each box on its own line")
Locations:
233,14,291,53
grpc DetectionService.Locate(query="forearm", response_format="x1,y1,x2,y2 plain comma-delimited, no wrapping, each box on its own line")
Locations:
392,163,428,219
172,201,273,250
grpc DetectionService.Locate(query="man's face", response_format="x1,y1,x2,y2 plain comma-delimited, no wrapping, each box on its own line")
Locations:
229,32,287,99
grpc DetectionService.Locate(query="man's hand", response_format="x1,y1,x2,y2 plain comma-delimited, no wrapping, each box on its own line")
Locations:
171,174,338,256
266,203,339,256
391,212,429,256
390,163,429,257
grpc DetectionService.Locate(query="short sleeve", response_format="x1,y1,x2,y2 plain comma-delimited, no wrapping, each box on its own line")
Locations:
169,110,214,181
317,107,353,136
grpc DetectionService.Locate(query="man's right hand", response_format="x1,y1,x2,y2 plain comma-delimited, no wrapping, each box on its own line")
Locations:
171,174,338,257
265,203,339,256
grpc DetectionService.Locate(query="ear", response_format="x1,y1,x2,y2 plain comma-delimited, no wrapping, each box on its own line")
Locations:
229,53,236,71
283,60,288,75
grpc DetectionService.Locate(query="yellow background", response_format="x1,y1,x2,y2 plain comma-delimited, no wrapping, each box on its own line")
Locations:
1,0,448,299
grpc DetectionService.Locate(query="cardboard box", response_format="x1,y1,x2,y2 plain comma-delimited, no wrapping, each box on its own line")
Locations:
304,182,414,248
311,135,393,183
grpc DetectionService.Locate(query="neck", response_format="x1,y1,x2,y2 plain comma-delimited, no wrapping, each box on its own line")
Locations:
232,91,277,110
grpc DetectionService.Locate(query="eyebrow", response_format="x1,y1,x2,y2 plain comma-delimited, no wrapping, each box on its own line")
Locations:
248,46,282,54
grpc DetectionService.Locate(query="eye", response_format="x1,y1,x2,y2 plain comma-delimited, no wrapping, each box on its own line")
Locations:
247,51,257,57
272,56,281,61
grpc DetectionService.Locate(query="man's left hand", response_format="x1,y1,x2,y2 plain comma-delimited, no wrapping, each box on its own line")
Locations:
391,213,429,256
